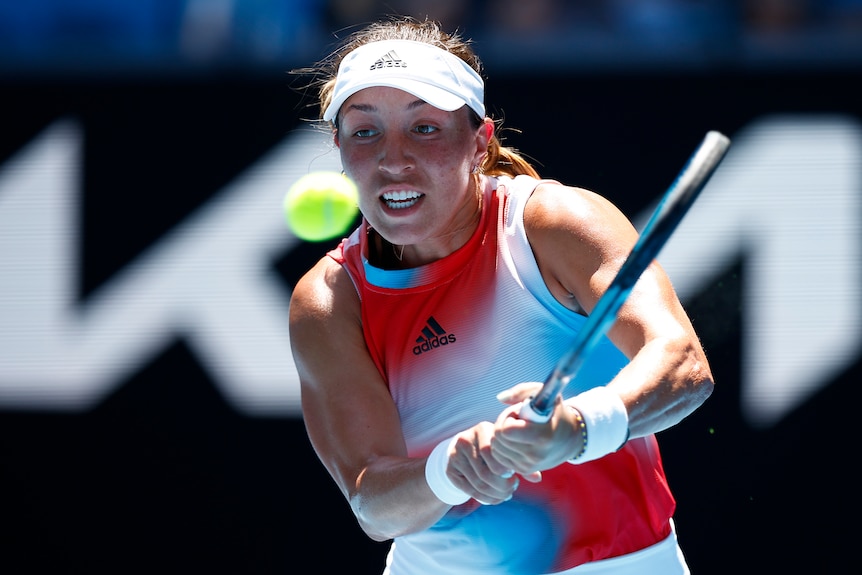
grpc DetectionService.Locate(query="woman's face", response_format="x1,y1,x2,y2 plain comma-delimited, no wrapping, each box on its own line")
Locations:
335,86,487,253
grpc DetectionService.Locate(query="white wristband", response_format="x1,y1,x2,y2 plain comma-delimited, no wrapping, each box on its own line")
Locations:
565,386,630,464
425,435,470,506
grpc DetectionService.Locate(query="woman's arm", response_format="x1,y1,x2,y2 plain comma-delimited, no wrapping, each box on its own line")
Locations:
289,257,445,540
490,182,714,474
527,185,713,437
289,257,518,541
525,182,714,437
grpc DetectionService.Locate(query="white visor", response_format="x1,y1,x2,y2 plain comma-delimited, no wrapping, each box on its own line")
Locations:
322,39,485,123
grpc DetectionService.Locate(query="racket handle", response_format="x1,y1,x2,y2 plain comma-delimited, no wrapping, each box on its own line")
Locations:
517,398,552,423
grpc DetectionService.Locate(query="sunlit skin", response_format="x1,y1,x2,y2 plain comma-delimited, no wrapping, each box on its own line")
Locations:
334,87,488,266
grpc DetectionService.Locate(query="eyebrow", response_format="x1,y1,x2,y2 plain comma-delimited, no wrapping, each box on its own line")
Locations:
344,98,428,115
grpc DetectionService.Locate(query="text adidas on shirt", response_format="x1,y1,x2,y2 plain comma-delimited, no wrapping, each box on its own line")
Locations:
412,316,456,355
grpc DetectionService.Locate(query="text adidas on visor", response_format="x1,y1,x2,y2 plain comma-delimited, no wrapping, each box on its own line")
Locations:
323,39,485,123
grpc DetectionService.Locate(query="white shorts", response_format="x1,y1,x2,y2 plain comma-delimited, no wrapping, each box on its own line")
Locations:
383,520,689,575
544,520,689,575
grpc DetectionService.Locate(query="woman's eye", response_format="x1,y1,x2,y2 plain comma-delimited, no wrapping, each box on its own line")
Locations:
354,129,378,138
414,124,438,134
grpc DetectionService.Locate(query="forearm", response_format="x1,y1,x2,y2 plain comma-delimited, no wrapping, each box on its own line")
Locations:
608,334,713,439
349,455,451,541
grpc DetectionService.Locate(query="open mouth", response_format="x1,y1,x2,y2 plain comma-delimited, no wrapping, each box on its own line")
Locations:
381,190,422,210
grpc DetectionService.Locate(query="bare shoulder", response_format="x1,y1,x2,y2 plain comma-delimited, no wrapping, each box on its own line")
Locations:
289,255,361,358
525,181,633,239
523,181,640,313
291,252,362,318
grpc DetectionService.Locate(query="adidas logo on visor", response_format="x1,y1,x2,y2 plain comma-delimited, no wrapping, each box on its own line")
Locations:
412,316,456,356
370,50,406,70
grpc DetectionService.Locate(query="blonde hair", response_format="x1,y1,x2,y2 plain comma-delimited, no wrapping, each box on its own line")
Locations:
293,16,540,179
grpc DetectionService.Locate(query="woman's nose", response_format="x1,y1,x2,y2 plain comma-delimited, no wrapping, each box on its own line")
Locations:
377,134,414,175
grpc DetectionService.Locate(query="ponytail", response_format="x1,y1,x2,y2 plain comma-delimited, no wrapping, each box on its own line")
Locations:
478,118,540,179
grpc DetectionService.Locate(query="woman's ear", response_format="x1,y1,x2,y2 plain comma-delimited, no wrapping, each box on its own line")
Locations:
474,117,492,167
333,128,340,148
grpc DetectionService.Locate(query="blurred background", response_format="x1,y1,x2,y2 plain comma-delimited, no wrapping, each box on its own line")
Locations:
1,1,861,573
2,0,862,75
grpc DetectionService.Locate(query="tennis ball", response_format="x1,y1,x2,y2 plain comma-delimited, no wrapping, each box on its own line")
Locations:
283,171,359,242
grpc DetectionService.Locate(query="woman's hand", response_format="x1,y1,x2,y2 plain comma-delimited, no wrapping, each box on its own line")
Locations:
442,421,523,505
490,382,583,478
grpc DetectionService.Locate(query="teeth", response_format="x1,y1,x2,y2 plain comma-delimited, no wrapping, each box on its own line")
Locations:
382,190,421,209
382,190,421,201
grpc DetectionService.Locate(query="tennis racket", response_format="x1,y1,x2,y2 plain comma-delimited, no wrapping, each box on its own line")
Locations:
518,130,731,423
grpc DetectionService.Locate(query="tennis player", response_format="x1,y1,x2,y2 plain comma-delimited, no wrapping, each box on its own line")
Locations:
289,16,714,575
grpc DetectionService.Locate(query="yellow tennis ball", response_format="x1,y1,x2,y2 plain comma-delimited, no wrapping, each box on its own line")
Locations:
283,171,359,242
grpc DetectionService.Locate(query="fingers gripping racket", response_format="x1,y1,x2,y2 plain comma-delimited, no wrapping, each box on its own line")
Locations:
518,131,731,423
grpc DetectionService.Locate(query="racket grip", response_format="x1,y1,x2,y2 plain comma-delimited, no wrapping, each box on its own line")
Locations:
517,398,552,423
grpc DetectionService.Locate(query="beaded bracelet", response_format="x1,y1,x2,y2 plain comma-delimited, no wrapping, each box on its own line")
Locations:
569,407,588,460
